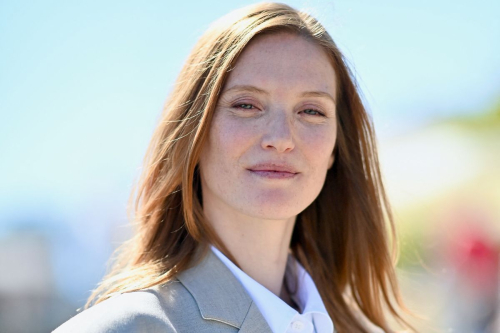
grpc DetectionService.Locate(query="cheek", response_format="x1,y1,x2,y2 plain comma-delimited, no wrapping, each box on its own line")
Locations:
300,129,336,205
200,117,258,201
210,116,258,160
299,126,337,167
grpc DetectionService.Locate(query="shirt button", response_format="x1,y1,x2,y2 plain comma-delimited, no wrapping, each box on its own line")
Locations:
291,320,305,331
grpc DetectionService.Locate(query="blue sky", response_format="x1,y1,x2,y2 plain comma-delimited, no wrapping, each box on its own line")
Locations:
1,0,499,221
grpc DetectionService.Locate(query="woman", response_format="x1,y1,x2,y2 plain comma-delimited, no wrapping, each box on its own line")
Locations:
55,3,414,333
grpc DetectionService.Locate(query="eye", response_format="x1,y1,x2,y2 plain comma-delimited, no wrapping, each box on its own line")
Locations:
301,108,325,117
234,103,255,110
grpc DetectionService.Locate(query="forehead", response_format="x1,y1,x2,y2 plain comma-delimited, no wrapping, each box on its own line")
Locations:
224,32,337,95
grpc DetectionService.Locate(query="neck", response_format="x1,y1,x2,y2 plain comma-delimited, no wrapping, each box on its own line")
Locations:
204,202,296,298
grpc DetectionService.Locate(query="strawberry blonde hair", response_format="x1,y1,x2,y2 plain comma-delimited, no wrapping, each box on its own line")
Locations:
86,3,414,332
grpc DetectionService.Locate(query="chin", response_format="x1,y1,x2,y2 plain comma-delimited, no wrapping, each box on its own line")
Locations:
241,199,309,221
248,211,300,221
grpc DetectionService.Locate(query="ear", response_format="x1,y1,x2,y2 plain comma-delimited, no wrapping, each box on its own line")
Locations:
328,153,335,169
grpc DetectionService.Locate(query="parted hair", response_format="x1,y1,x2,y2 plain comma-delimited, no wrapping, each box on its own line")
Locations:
86,3,414,332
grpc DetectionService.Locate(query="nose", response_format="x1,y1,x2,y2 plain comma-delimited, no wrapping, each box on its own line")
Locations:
260,110,295,153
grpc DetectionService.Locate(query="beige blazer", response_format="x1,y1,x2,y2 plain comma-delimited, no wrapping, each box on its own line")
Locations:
54,250,384,332
54,250,272,332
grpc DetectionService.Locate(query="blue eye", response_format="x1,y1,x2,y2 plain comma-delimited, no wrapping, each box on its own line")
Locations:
236,104,254,109
302,109,324,116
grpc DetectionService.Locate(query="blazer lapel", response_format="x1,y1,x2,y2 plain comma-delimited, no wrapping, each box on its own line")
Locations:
177,249,272,332
238,302,274,333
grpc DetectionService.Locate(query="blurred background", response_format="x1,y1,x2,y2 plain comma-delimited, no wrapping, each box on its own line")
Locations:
1,0,499,332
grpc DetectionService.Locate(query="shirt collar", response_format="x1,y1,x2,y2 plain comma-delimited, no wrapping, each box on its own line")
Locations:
291,258,334,332
211,246,334,333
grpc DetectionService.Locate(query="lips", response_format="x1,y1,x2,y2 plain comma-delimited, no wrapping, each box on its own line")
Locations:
248,163,298,173
247,163,299,179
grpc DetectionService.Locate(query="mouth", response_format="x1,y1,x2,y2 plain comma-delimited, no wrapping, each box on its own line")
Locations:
248,170,298,179
247,163,299,179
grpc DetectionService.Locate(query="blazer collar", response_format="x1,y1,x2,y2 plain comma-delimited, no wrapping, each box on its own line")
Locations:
177,249,272,332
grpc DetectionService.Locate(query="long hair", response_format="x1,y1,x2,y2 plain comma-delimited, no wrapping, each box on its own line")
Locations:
86,3,413,332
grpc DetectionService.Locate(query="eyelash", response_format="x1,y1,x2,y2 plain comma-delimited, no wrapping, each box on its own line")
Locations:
233,103,325,117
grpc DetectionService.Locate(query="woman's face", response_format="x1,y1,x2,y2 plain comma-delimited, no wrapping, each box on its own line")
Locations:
198,32,337,221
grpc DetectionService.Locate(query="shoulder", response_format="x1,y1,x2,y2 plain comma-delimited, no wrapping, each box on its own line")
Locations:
53,280,198,333
54,251,251,333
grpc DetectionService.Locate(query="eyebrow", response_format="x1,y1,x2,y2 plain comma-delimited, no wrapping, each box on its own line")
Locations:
222,85,336,104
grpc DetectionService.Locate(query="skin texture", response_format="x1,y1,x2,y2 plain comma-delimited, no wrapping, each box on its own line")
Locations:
198,32,337,301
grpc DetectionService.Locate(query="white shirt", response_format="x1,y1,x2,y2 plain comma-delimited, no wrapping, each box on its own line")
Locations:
211,246,335,333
